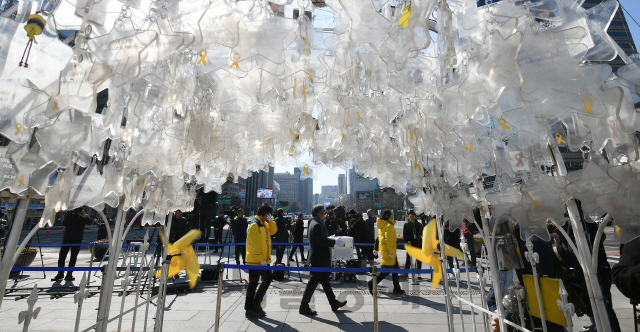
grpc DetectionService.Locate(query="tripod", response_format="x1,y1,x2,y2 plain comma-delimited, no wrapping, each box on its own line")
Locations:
222,222,245,283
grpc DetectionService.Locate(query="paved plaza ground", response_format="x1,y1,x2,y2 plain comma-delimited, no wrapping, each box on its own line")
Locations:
0,223,635,331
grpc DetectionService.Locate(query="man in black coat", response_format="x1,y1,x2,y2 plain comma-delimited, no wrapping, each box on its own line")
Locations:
52,207,93,281
212,211,227,253
273,209,289,264
402,211,422,277
289,213,305,262
613,235,640,302
299,205,347,315
195,188,217,242
232,208,248,265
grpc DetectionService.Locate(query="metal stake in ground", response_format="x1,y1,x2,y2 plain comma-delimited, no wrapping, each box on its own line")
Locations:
215,262,224,332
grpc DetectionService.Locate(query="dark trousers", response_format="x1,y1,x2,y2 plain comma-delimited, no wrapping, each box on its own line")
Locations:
301,271,337,306
599,271,622,332
199,214,212,242
465,234,476,267
404,253,422,270
57,245,80,276
235,245,246,265
275,245,286,264
290,243,305,261
245,269,272,310
374,260,401,289
213,229,224,252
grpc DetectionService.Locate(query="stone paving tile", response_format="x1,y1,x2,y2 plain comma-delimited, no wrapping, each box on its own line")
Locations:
281,322,342,332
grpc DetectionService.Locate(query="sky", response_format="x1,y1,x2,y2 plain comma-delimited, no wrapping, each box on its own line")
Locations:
619,0,640,49
277,0,640,194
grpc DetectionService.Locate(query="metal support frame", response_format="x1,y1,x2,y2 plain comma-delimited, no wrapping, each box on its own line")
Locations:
153,213,173,332
0,198,29,309
373,266,378,332
214,262,224,332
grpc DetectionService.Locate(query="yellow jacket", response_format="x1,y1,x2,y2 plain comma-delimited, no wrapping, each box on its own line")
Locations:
246,216,277,265
377,218,397,266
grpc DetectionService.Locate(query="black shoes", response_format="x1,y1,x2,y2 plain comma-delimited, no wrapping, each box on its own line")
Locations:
253,305,266,317
246,308,265,318
51,273,64,281
331,300,347,312
393,288,405,295
299,305,317,316
367,280,374,295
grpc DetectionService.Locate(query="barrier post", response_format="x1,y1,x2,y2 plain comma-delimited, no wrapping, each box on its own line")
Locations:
215,263,224,332
372,266,378,332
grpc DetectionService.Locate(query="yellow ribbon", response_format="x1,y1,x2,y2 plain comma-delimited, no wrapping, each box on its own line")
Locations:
197,51,207,65
345,124,349,129
465,143,472,151
15,123,23,134
410,131,414,140
18,175,25,187
290,129,294,135
555,133,566,145
414,158,420,170
533,200,540,209
499,119,510,131
230,53,240,69
341,133,345,142
302,164,310,176
398,6,411,28
53,101,59,110
301,36,310,56
289,145,294,156
263,165,267,171
582,93,592,102
357,112,362,120
584,102,592,114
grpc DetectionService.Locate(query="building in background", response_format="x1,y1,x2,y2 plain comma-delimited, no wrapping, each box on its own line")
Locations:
582,0,637,72
294,167,313,212
244,166,275,214
321,185,339,205
338,174,346,196
274,172,302,211
346,167,378,196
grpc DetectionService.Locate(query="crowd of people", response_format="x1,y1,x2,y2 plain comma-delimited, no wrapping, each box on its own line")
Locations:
48,197,640,332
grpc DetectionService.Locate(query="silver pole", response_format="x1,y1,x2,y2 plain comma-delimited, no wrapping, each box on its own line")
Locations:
0,198,29,309
95,205,126,332
566,199,611,332
591,214,611,272
214,263,224,332
480,214,507,332
437,216,455,332
525,238,548,332
131,230,150,332
153,214,173,332
373,266,378,332
461,237,477,332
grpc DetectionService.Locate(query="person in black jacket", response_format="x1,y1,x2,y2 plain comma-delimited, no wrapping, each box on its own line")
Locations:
289,213,305,262
195,188,217,242
52,207,93,281
232,208,248,265
212,211,227,253
613,235,640,302
299,205,347,315
402,211,422,277
349,210,372,267
273,209,289,264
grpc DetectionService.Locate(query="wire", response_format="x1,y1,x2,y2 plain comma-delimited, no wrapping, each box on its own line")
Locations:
620,4,640,31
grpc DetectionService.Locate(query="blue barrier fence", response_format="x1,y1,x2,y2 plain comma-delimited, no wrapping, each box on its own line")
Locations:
11,264,476,275
16,242,399,247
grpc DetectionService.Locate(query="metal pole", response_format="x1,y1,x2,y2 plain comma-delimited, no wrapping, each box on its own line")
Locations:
525,238,548,332
95,205,126,332
591,214,612,272
372,266,378,332
0,198,28,309
567,199,611,332
214,263,224,332
437,216,455,332
480,214,507,332
153,214,173,332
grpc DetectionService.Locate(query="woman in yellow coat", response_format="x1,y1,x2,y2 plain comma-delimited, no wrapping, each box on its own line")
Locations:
245,204,277,318
368,210,405,295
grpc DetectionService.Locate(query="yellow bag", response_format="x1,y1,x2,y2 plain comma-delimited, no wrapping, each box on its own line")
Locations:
522,275,570,327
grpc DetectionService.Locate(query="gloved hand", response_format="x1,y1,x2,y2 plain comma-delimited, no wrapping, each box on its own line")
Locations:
373,250,378,256
389,254,394,259
260,260,267,266
335,238,345,247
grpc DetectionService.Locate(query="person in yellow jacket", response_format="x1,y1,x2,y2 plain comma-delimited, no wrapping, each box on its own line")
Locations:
244,204,277,318
368,210,405,295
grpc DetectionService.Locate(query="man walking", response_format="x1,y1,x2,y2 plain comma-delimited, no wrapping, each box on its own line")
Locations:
245,205,277,318
52,207,93,281
299,205,347,315
232,208,248,265
289,213,305,262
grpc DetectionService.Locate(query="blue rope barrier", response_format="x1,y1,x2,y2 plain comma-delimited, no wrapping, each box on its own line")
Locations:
10,264,476,274
18,242,400,247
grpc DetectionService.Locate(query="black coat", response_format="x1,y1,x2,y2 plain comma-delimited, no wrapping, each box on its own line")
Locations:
213,216,226,230
403,221,423,248
62,213,92,243
232,217,248,242
293,219,304,243
273,216,289,242
306,216,336,267
365,216,376,242
613,236,640,302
